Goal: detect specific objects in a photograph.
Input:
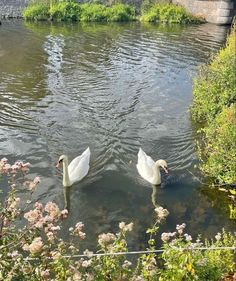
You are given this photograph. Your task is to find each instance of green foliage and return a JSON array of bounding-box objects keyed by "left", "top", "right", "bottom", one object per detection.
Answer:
[
  {"left": 199, "top": 105, "right": 236, "bottom": 184},
  {"left": 191, "top": 28, "right": 236, "bottom": 184},
  {"left": 191, "top": 30, "right": 236, "bottom": 123},
  {"left": 107, "top": 4, "right": 136, "bottom": 22},
  {"left": 23, "top": 0, "right": 136, "bottom": 22},
  {"left": 23, "top": 3, "right": 50, "bottom": 21},
  {"left": 79, "top": 3, "right": 108, "bottom": 22},
  {"left": 159, "top": 230, "right": 236, "bottom": 281},
  {"left": 141, "top": 3, "right": 202, "bottom": 23},
  {"left": 23, "top": 0, "right": 202, "bottom": 23},
  {"left": 50, "top": 1, "right": 80, "bottom": 21}
]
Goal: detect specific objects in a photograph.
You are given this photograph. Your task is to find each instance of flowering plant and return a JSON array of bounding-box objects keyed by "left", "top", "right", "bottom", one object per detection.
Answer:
[{"left": 0, "top": 157, "right": 235, "bottom": 280}]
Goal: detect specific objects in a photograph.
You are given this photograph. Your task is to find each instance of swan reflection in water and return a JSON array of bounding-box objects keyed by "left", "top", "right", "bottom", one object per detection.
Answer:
[{"left": 63, "top": 186, "right": 71, "bottom": 211}]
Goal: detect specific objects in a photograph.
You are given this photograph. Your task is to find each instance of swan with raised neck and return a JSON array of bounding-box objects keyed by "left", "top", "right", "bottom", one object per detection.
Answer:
[{"left": 136, "top": 148, "right": 168, "bottom": 185}]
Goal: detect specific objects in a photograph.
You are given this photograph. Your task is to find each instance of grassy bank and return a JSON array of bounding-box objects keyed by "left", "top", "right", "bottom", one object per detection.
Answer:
[
  {"left": 23, "top": 0, "right": 202, "bottom": 23},
  {"left": 140, "top": 3, "right": 202, "bottom": 23},
  {"left": 23, "top": 0, "right": 136, "bottom": 22},
  {"left": 191, "top": 27, "right": 236, "bottom": 185}
]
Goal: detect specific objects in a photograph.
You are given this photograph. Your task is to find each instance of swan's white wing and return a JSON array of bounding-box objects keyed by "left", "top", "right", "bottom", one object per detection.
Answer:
[
  {"left": 68, "top": 147, "right": 90, "bottom": 184},
  {"left": 136, "top": 148, "right": 155, "bottom": 182}
]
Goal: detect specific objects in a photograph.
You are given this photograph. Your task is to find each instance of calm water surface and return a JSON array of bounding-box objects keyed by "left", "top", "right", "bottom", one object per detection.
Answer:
[{"left": 0, "top": 20, "right": 234, "bottom": 249}]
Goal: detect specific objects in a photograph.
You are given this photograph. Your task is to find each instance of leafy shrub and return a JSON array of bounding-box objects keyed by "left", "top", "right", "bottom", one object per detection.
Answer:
[
  {"left": 159, "top": 228, "right": 235, "bottom": 281},
  {"left": 199, "top": 105, "right": 236, "bottom": 184},
  {"left": 79, "top": 3, "right": 108, "bottom": 22},
  {"left": 50, "top": 1, "right": 80, "bottom": 21},
  {"left": 141, "top": 3, "right": 201, "bottom": 23},
  {"left": 191, "top": 30, "right": 236, "bottom": 123},
  {"left": 23, "top": 1, "right": 135, "bottom": 22},
  {"left": 23, "top": 3, "right": 50, "bottom": 20},
  {"left": 107, "top": 4, "right": 136, "bottom": 22},
  {"left": 191, "top": 28, "right": 236, "bottom": 184}
]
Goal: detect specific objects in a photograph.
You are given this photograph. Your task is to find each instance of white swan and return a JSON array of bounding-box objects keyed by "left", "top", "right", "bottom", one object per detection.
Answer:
[
  {"left": 136, "top": 148, "right": 168, "bottom": 185},
  {"left": 56, "top": 147, "right": 91, "bottom": 187}
]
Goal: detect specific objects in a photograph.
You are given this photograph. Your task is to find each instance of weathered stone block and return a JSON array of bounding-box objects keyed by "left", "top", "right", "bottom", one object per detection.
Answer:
[
  {"left": 217, "top": 8, "right": 231, "bottom": 17},
  {"left": 217, "top": 16, "right": 233, "bottom": 24},
  {"left": 217, "top": 1, "right": 234, "bottom": 9}
]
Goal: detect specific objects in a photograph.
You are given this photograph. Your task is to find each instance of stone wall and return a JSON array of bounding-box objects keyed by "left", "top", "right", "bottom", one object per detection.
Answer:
[
  {"left": 172, "top": 0, "right": 236, "bottom": 25},
  {"left": 0, "top": 0, "right": 28, "bottom": 18}
]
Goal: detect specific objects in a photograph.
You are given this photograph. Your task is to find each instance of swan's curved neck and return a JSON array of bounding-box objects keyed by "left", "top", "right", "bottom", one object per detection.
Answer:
[
  {"left": 62, "top": 157, "right": 71, "bottom": 187},
  {"left": 155, "top": 160, "right": 162, "bottom": 168},
  {"left": 151, "top": 161, "right": 161, "bottom": 185}
]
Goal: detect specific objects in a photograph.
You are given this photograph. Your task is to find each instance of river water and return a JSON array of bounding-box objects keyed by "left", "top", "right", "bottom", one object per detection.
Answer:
[{"left": 0, "top": 20, "right": 234, "bottom": 249}]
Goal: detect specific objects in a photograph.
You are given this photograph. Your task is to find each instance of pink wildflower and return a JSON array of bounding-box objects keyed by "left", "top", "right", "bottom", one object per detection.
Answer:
[
  {"left": 119, "top": 222, "right": 134, "bottom": 232},
  {"left": 154, "top": 206, "right": 169, "bottom": 222},
  {"left": 44, "top": 202, "right": 61, "bottom": 220},
  {"left": 24, "top": 209, "right": 42, "bottom": 225},
  {"left": 61, "top": 209, "right": 68, "bottom": 218},
  {"left": 29, "top": 237, "right": 43, "bottom": 254},
  {"left": 40, "top": 269, "right": 50, "bottom": 279},
  {"left": 98, "top": 233, "right": 116, "bottom": 246}
]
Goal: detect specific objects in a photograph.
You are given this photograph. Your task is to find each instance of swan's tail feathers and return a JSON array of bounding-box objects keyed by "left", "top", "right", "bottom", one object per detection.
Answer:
[
  {"left": 83, "top": 147, "right": 91, "bottom": 157},
  {"left": 138, "top": 147, "right": 147, "bottom": 162}
]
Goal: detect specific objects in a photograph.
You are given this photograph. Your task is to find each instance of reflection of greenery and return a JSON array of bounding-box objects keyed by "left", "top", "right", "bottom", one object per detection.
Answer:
[
  {"left": 191, "top": 26, "right": 236, "bottom": 185},
  {"left": 24, "top": 20, "right": 133, "bottom": 37},
  {"left": 140, "top": 20, "right": 185, "bottom": 33},
  {"left": 200, "top": 185, "right": 233, "bottom": 218}
]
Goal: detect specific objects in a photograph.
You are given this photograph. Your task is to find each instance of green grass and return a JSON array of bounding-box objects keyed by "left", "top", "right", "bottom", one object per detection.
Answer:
[
  {"left": 191, "top": 28, "right": 236, "bottom": 185},
  {"left": 49, "top": 1, "right": 80, "bottom": 21},
  {"left": 23, "top": 1, "right": 136, "bottom": 22},
  {"left": 140, "top": 3, "right": 202, "bottom": 23},
  {"left": 23, "top": 1, "right": 201, "bottom": 23},
  {"left": 23, "top": 3, "right": 50, "bottom": 20}
]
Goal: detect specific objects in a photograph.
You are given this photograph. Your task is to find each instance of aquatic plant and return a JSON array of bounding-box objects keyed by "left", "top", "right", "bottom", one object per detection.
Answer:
[
  {"left": 140, "top": 3, "right": 202, "bottom": 23},
  {"left": 191, "top": 27, "right": 236, "bottom": 185},
  {"left": 0, "top": 158, "right": 235, "bottom": 280}
]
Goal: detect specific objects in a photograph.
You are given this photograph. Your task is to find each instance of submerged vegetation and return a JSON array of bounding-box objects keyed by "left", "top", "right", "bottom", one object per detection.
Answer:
[
  {"left": 191, "top": 26, "right": 236, "bottom": 185},
  {"left": 0, "top": 158, "right": 235, "bottom": 280},
  {"left": 23, "top": 0, "right": 202, "bottom": 23}
]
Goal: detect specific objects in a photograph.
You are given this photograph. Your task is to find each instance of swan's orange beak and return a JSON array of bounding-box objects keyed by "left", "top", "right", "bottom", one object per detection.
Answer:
[{"left": 55, "top": 161, "right": 61, "bottom": 169}]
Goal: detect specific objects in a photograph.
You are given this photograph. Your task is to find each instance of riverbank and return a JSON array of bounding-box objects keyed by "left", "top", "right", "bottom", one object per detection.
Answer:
[
  {"left": 22, "top": 1, "right": 201, "bottom": 23},
  {"left": 0, "top": 0, "right": 235, "bottom": 24},
  {"left": 191, "top": 25, "right": 236, "bottom": 185}
]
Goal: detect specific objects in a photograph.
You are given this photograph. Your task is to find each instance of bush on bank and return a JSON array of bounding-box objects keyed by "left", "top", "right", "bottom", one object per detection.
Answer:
[
  {"left": 23, "top": 0, "right": 136, "bottom": 22},
  {"left": 23, "top": 0, "right": 201, "bottom": 23},
  {"left": 140, "top": 3, "right": 202, "bottom": 23},
  {"left": 0, "top": 158, "right": 235, "bottom": 280},
  {"left": 191, "top": 27, "right": 236, "bottom": 185}
]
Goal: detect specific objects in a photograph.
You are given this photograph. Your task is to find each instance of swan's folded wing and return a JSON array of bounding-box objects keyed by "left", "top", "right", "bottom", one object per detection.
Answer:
[
  {"left": 68, "top": 148, "right": 90, "bottom": 182},
  {"left": 68, "top": 147, "right": 90, "bottom": 174},
  {"left": 69, "top": 148, "right": 91, "bottom": 184},
  {"left": 137, "top": 148, "right": 155, "bottom": 180}
]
